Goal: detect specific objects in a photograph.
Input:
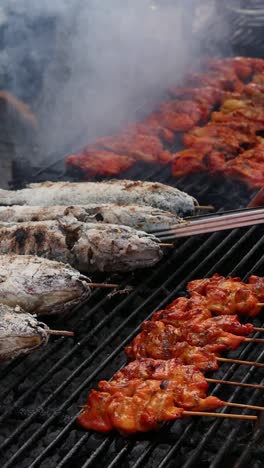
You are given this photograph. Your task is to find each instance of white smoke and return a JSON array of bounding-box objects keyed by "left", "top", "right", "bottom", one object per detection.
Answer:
[{"left": 0, "top": 0, "right": 223, "bottom": 163}]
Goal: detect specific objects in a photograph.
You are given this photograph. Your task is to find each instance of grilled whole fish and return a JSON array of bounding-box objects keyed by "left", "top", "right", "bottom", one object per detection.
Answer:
[
  {"left": 0, "top": 204, "right": 185, "bottom": 232},
  {"left": 0, "top": 180, "right": 198, "bottom": 216},
  {"left": 0, "top": 255, "right": 91, "bottom": 315},
  {"left": 0, "top": 220, "right": 163, "bottom": 272},
  {"left": 0, "top": 304, "right": 49, "bottom": 361}
]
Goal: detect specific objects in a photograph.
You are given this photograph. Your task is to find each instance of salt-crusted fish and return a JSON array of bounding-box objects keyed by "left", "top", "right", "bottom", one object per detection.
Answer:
[
  {"left": 0, "top": 204, "right": 185, "bottom": 232},
  {"left": 0, "top": 180, "right": 198, "bottom": 216},
  {"left": 0, "top": 255, "right": 91, "bottom": 315},
  {"left": 0, "top": 304, "right": 49, "bottom": 361},
  {"left": 0, "top": 220, "right": 163, "bottom": 272}
]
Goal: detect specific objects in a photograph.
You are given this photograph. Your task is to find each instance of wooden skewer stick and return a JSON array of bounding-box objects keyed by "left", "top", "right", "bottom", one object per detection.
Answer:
[
  {"left": 217, "top": 357, "right": 264, "bottom": 368},
  {"left": 257, "top": 303, "right": 264, "bottom": 307},
  {"left": 253, "top": 327, "right": 264, "bottom": 332},
  {"left": 225, "top": 402, "right": 264, "bottom": 411},
  {"left": 244, "top": 337, "right": 264, "bottom": 344},
  {"left": 206, "top": 378, "right": 264, "bottom": 390},
  {"left": 183, "top": 411, "right": 257, "bottom": 421},
  {"left": 88, "top": 282, "right": 119, "bottom": 289},
  {"left": 47, "top": 330, "right": 74, "bottom": 337},
  {"left": 194, "top": 205, "right": 215, "bottom": 211}
]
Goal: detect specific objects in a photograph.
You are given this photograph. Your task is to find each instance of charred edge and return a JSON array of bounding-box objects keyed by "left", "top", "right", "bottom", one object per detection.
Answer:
[
  {"left": 160, "top": 380, "right": 169, "bottom": 390},
  {"left": 124, "top": 181, "right": 161, "bottom": 191},
  {"left": 14, "top": 228, "right": 28, "bottom": 250},
  {"left": 31, "top": 216, "right": 39, "bottom": 221},
  {"left": 33, "top": 231, "right": 45, "bottom": 247},
  {"left": 64, "top": 227, "right": 81, "bottom": 251},
  {"left": 95, "top": 212, "right": 104, "bottom": 222}
]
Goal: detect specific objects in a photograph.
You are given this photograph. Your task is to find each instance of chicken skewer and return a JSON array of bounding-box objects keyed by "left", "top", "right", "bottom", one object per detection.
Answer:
[
  {"left": 0, "top": 220, "right": 163, "bottom": 272},
  {"left": 113, "top": 358, "right": 264, "bottom": 390},
  {"left": 101, "top": 377, "right": 264, "bottom": 413},
  {"left": 152, "top": 298, "right": 255, "bottom": 335},
  {"left": 125, "top": 320, "right": 257, "bottom": 361},
  {"left": 0, "top": 204, "right": 186, "bottom": 233},
  {"left": 77, "top": 274, "right": 264, "bottom": 435},
  {"left": 77, "top": 361, "right": 261, "bottom": 434},
  {"left": 0, "top": 180, "right": 198, "bottom": 217},
  {"left": 152, "top": 295, "right": 263, "bottom": 334},
  {"left": 187, "top": 273, "right": 264, "bottom": 317},
  {"left": 0, "top": 304, "right": 73, "bottom": 361}
]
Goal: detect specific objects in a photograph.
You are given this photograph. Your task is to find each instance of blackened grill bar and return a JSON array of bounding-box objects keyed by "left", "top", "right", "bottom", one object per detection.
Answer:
[
  {"left": 0, "top": 219, "right": 264, "bottom": 467},
  {"left": 0, "top": 153, "right": 263, "bottom": 466}
]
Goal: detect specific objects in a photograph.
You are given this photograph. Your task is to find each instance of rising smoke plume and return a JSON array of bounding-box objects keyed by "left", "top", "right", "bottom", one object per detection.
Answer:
[{"left": 0, "top": 0, "right": 223, "bottom": 164}]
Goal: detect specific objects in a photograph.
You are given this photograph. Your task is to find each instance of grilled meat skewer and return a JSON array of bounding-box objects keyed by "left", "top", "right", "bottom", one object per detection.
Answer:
[
  {"left": 126, "top": 320, "right": 246, "bottom": 359},
  {"left": 0, "top": 255, "right": 91, "bottom": 315},
  {"left": 187, "top": 273, "right": 263, "bottom": 316},
  {"left": 0, "top": 220, "right": 163, "bottom": 272},
  {"left": 153, "top": 309, "right": 254, "bottom": 336},
  {"left": 0, "top": 180, "right": 198, "bottom": 217},
  {"left": 113, "top": 358, "right": 207, "bottom": 384},
  {"left": 0, "top": 304, "right": 49, "bottom": 361},
  {"left": 77, "top": 371, "right": 224, "bottom": 435},
  {"left": 126, "top": 339, "right": 218, "bottom": 372},
  {"left": 78, "top": 271, "right": 264, "bottom": 435},
  {"left": 0, "top": 204, "right": 184, "bottom": 233}
]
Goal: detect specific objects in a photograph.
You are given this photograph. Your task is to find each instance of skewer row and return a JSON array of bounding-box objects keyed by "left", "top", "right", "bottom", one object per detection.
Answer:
[{"left": 77, "top": 274, "right": 264, "bottom": 433}]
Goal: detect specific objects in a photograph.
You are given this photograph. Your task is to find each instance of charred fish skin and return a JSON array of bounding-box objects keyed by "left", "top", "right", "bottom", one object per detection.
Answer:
[
  {"left": 0, "top": 204, "right": 184, "bottom": 232},
  {"left": 0, "top": 255, "right": 91, "bottom": 315},
  {"left": 0, "top": 180, "right": 198, "bottom": 216},
  {"left": 0, "top": 304, "right": 49, "bottom": 361},
  {"left": 0, "top": 220, "right": 163, "bottom": 272},
  {"left": 70, "top": 222, "right": 163, "bottom": 272}
]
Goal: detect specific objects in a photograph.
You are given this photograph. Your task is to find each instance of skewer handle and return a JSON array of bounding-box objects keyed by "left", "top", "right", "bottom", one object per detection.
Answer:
[
  {"left": 194, "top": 205, "right": 215, "bottom": 211},
  {"left": 244, "top": 337, "right": 264, "bottom": 344},
  {"left": 225, "top": 402, "right": 264, "bottom": 411},
  {"left": 183, "top": 411, "right": 257, "bottom": 421},
  {"left": 88, "top": 282, "right": 119, "bottom": 289},
  {"left": 253, "top": 327, "right": 264, "bottom": 332},
  {"left": 257, "top": 303, "right": 264, "bottom": 307},
  {"left": 206, "top": 378, "right": 264, "bottom": 390},
  {"left": 217, "top": 357, "right": 264, "bottom": 368},
  {"left": 47, "top": 330, "right": 74, "bottom": 337}
]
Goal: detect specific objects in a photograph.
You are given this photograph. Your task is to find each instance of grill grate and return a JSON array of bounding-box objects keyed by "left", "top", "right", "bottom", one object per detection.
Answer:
[
  {"left": 0, "top": 167, "right": 263, "bottom": 467},
  {"left": 1, "top": 26, "right": 264, "bottom": 468}
]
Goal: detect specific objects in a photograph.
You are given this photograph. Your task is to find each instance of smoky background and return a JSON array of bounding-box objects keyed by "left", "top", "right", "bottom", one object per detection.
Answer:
[{"left": 0, "top": 0, "right": 229, "bottom": 166}]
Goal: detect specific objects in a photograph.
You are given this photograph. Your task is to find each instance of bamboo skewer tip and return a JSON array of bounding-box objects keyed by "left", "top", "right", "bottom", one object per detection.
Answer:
[
  {"left": 225, "top": 402, "right": 264, "bottom": 412},
  {"left": 253, "top": 327, "right": 264, "bottom": 332},
  {"left": 206, "top": 378, "right": 264, "bottom": 390},
  {"left": 47, "top": 329, "right": 74, "bottom": 337},
  {"left": 244, "top": 337, "right": 264, "bottom": 344},
  {"left": 88, "top": 282, "right": 119, "bottom": 289},
  {"left": 159, "top": 243, "right": 175, "bottom": 248},
  {"left": 183, "top": 411, "right": 257, "bottom": 421},
  {"left": 216, "top": 357, "right": 264, "bottom": 368},
  {"left": 195, "top": 205, "right": 215, "bottom": 211}
]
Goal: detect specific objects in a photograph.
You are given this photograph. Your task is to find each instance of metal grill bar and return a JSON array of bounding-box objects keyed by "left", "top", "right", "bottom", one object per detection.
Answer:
[
  {"left": 66, "top": 233, "right": 264, "bottom": 468},
  {"left": 1, "top": 122, "right": 263, "bottom": 467},
  {"left": 1, "top": 226, "right": 261, "bottom": 468}
]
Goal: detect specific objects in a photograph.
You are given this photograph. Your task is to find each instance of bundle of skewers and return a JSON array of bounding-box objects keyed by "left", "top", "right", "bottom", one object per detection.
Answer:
[
  {"left": 0, "top": 179, "right": 263, "bottom": 362},
  {"left": 65, "top": 56, "right": 264, "bottom": 189},
  {"left": 77, "top": 273, "right": 264, "bottom": 435}
]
